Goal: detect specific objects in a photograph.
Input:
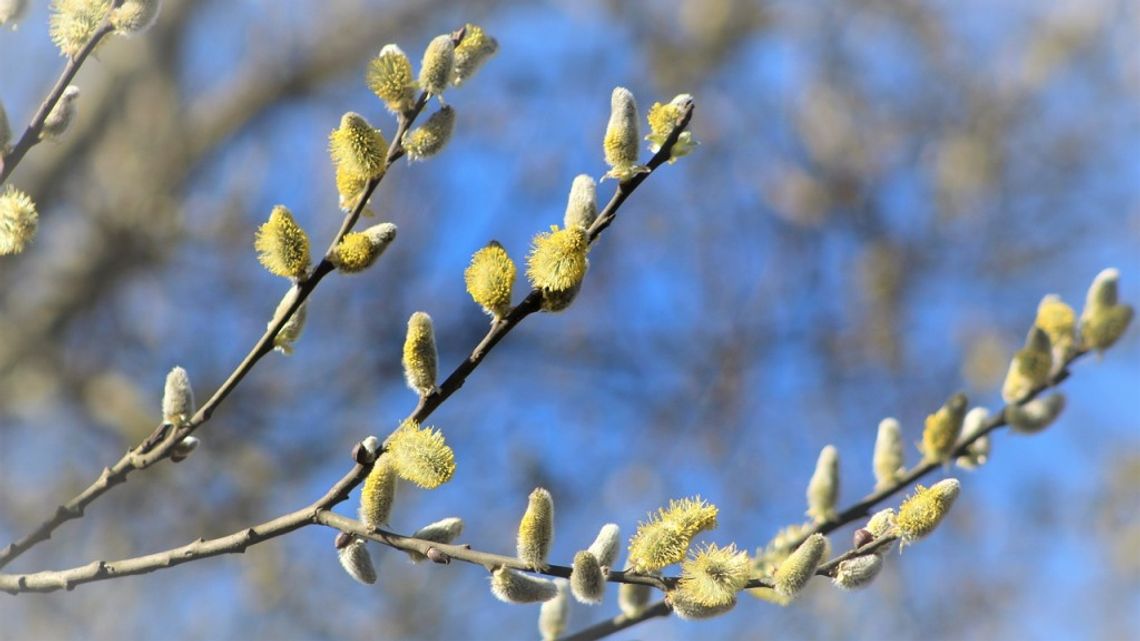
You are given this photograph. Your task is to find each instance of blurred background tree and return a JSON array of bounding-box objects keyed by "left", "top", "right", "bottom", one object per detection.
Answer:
[{"left": 0, "top": 0, "right": 1137, "bottom": 639}]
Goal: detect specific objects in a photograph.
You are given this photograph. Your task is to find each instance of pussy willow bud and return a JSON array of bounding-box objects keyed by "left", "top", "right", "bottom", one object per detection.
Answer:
[
  {"left": 271, "top": 298, "right": 306, "bottom": 355},
  {"left": 169, "top": 436, "right": 199, "bottom": 463},
  {"left": 0, "top": 0, "right": 29, "bottom": 27},
  {"left": 538, "top": 579, "right": 570, "bottom": 641},
  {"left": 833, "top": 553, "right": 884, "bottom": 590},
  {"left": 618, "top": 563, "right": 652, "bottom": 616},
  {"left": 331, "top": 223, "right": 397, "bottom": 274},
  {"left": 1007, "top": 393, "right": 1065, "bottom": 434},
  {"left": 527, "top": 225, "right": 589, "bottom": 307},
  {"left": 161, "top": 366, "right": 194, "bottom": 426},
  {"left": 367, "top": 44, "right": 417, "bottom": 114},
  {"left": 490, "top": 566, "right": 559, "bottom": 604},
  {"left": 920, "top": 392, "right": 967, "bottom": 464},
  {"left": 627, "top": 496, "right": 718, "bottom": 573},
  {"left": 517, "top": 487, "right": 554, "bottom": 569},
  {"left": 402, "top": 312, "right": 438, "bottom": 396},
  {"left": 336, "top": 535, "right": 377, "bottom": 585},
  {"left": 329, "top": 112, "right": 388, "bottom": 179},
  {"left": 873, "top": 418, "right": 905, "bottom": 490},
  {"left": 1080, "top": 268, "right": 1133, "bottom": 352},
  {"left": 540, "top": 278, "right": 585, "bottom": 312},
  {"left": 570, "top": 550, "right": 605, "bottom": 604},
  {"left": 603, "top": 87, "right": 649, "bottom": 181},
  {"left": 385, "top": 421, "right": 455, "bottom": 489},
  {"left": 111, "top": 0, "right": 160, "bottom": 34},
  {"left": 806, "top": 445, "right": 839, "bottom": 523},
  {"left": 1036, "top": 294, "right": 1076, "bottom": 364},
  {"left": 669, "top": 587, "right": 737, "bottom": 621},
  {"left": 405, "top": 517, "right": 464, "bottom": 562},
  {"left": 646, "top": 93, "right": 697, "bottom": 162},
  {"left": 0, "top": 186, "right": 38, "bottom": 255},
  {"left": 676, "top": 543, "right": 750, "bottom": 609},
  {"left": 255, "top": 205, "right": 310, "bottom": 279},
  {"left": 419, "top": 34, "right": 455, "bottom": 98},
  {"left": 563, "top": 174, "right": 598, "bottom": 231},
  {"left": 465, "top": 241, "right": 516, "bottom": 320},
  {"left": 360, "top": 435, "right": 381, "bottom": 457},
  {"left": 451, "top": 24, "right": 498, "bottom": 86},
  {"left": 853, "top": 528, "right": 874, "bottom": 549},
  {"left": 1085, "top": 268, "right": 1120, "bottom": 310},
  {"left": 359, "top": 454, "right": 397, "bottom": 528},
  {"left": 41, "top": 86, "right": 80, "bottom": 139},
  {"left": 896, "top": 479, "right": 960, "bottom": 543},
  {"left": 1002, "top": 327, "right": 1053, "bottom": 403},
  {"left": 955, "top": 407, "right": 992, "bottom": 470},
  {"left": 50, "top": 0, "right": 107, "bottom": 57},
  {"left": 402, "top": 106, "right": 455, "bottom": 161},
  {"left": 335, "top": 165, "right": 369, "bottom": 212},
  {"left": 866, "top": 508, "right": 897, "bottom": 538},
  {"left": 587, "top": 523, "right": 621, "bottom": 570},
  {"left": 773, "top": 533, "right": 826, "bottom": 599}
]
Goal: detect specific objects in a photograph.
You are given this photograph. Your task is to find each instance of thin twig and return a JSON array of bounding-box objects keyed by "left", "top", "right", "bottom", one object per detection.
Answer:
[{"left": 557, "top": 602, "right": 673, "bottom": 641}]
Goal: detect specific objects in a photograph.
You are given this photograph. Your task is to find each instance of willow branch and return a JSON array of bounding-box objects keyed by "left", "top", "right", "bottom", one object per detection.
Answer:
[
  {"left": 0, "top": 90, "right": 437, "bottom": 572},
  {"left": 557, "top": 602, "right": 673, "bottom": 641},
  {"left": 0, "top": 18, "right": 117, "bottom": 186}
]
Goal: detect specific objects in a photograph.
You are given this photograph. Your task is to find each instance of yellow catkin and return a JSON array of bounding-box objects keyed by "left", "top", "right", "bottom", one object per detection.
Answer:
[
  {"left": 465, "top": 241, "right": 516, "bottom": 320},
  {"left": 366, "top": 44, "right": 417, "bottom": 114},
  {"left": 402, "top": 312, "right": 438, "bottom": 395},
  {"left": 254, "top": 205, "right": 310, "bottom": 279},
  {"left": 331, "top": 223, "right": 397, "bottom": 274},
  {"left": 772, "top": 533, "right": 826, "bottom": 599},
  {"left": 50, "top": 0, "right": 111, "bottom": 57},
  {"left": 0, "top": 186, "right": 38, "bottom": 255},
  {"left": 402, "top": 106, "right": 455, "bottom": 161},
  {"left": 1001, "top": 327, "right": 1053, "bottom": 403},
  {"left": 418, "top": 34, "right": 455, "bottom": 97},
  {"left": 385, "top": 421, "right": 455, "bottom": 489},
  {"left": 451, "top": 24, "right": 498, "bottom": 86},
  {"left": 669, "top": 587, "right": 737, "bottom": 620},
  {"left": 110, "top": 0, "right": 159, "bottom": 33},
  {"left": 920, "top": 393, "right": 967, "bottom": 464},
  {"left": 329, "top": 112, "right": 388, "bottom": 179},
  {"left": 335, "top": 165, "right": 369, "bottom": 211},
  {"left": 806, "top": 445, "right": 839, "bottom": 523},
  {"left": 1035, "top": 294, "right": 1076, "bottom": 362},
  {"left": 627, "top": 497, "right": 718, "bottom": 573},
  {"left": 358, "top": 454, "right": 398, "bottom": 528},
  {"left": 896, "top": 479, "right": 960, "bottom": 543},
  {"left": 526, "top": 225, "right": 589, "bottom": 295},
  {"left": 676, "top": 543, "right": 750, "bottom": 608},
  {"left": 1079, "top": 268, "right": 1133, "bottom": 352},
  {"left": 645, "top": 93, "right": 697, "bottom": 162},
  {"left": 517, "top": 488, "right": 554, "bottom": 569},
  {"left": 271, "top": 299, "right": 306, "bottom": 355},
  {"left": 603, "top": 87, "right": 648, "bottom": 181}
]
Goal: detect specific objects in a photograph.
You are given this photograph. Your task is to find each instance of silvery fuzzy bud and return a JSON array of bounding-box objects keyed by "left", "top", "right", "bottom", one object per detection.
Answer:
[
  {"left": 418, "top": 35, "right": 455, "bottom": 97},
  {"left": 562, "top": 174, "right": 598, "bottom": 231},
  {"left": 335, "top": 535, "right": 377, "bottom": 585},
  {"left": 41, "top": 86, "right": 80, "bottom": 139},
  {"left": 586, "top": 523, "right": 620, "bottom": 571},
  {"left": 161, "top": 366, "right": 194, "bottom": 426},
  {"left": 806, "top": 445, "right": 839, "bottom": 523},
  {"left": 538, "top": 579, "right": 570, "bottom": 640},
  {"left": 490, "top": 566, "right": 559, "bottom": 604}
]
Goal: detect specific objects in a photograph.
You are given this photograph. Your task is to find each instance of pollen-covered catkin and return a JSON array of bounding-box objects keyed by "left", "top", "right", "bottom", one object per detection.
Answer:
[
  {"left": 1002, "top": 327, "right": 1053, "bottom": 403},
  {"left": 570, "top": 550, "right": 605, "bottom": 604},
  {"left": 806, "top": 445, "right": 839, "bottom": 523},
  {"left": 1036, "top": 294, "right": 1076, "bottom": 363},
  {"left": 1079, "top": 268, "right": 1133, "bottom": 352},
  {"left": 676, "top": 543, "right": 750, "bottom": 608},
  {"left": 451, "top": 24, "right": 498, "bottom": 86},
  {"left": 669, "top": 587, "right": 737, "bottom": 620},
  {"left": 527, "top": 226, "right": 589, "bottom": 312},
  {"left": 896, "top": 479, "right": 960, "bottom": 543},
  {"left": 921, "top": 392, "right": 968, "bottom": 464},
  {"left": 627, "top": 497, "right": 718, "bottom": 573},
  {"left": 367, "top": 44, "right": 417, "bottom": 114},
  {"left": 402, "top": 106, "right": 455, "bottom": 160},
  {"left": 161, "top": 366, "right": 194, "bottom": 425},
  {"left": 517, "top": 488, "right": 554, "bottom": 569},
  {"left": 646, "top": 93, "right": 697, "bottom": 162},
  {"left": 402, "top": 312, "right": 438, "bottom": 396},
  {"left": 385, "top": 421, "right": 455, "bottom": 489},
  {"left": 359, "top": 454, "right": 398, "bottom": 528},
  {"left": 329, "top": 112, "right": 388, "bottom": 179},
  {"left": 490, "top": 567, "right": 559, "bottom": 604},
  {"left": 50, "top": 0, "right": 110, "bottom": 57},
  {"left": 418, "top": 34, "right": 455, "bottom": 97},
  {"left": 603, "top": 87, "right": 648, "bottom": 181},
  {"left": 772, "top": 534, "right": 827, "bottom": 599},
  {"left": 0, "top": 186, "right": 38, "bottom": 255},
  {"left": 873, "top": 418, "right": 905, "bottom": 490},
  {"left": 465, "top": 241, "right": 516, "bottom": 320},
  {"left": 331, "top": 223, "right": 397, "bottom": 274},
  {"left": 254, "top": 205, "right": 310, "bottom": 279},
  {"left": 271, "top": 298, "right": 306, "bottom": 355}
]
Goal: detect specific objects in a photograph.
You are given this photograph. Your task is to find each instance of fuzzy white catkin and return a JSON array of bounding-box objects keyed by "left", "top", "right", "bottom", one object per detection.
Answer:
[
  {"left": 162, "top": 366, "right": 194, "bottom": 425},
  {"left": 537, "top": 579, "right": 569, "bottom": 641},
  {"left": 587, "top": 523, "right": 620, "bottom": 570},
  {"left": 563, "top": 174, "right": 598, "bottom": 230}
]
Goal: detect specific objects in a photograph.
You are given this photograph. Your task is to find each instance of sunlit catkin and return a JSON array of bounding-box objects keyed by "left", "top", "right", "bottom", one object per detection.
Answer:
[
  {"left": 359, "top": 454, "right": 398, "bottom": 528},
  {"left": 418, "top": 34, "right": 455, "bottom": 98},
  {"left": 465, "top": 241, "right": 516, "bottom": 320},
  {"left": 669, "top": 587, "right": 737, "bottom": 620},
  {"left": 538, "top": 579, "right": 570, "bottom": 640},
  {"left": 169, "top": 436, "right": 199, "bottom": 463},
  {"left": 896, "top": 479, "right": 960, "bottom": 543},
  {"left": 271, "top": 298, "right": 306, "bottom": 355},
  {"left": 1007, "top": 393, "right": 1065, "bottom": 434},
  {"left": 562, "top": 174, "right": 598, "bottom": 231},
  {"left": 627, "top": 497, "right": 718, "bottom": 573},
  {"left": 335, "top": 165, "right": 368, "bottom": 211},
  {"left": 527, "top": 226, "right": 589, "bottom": 311},
  {"left": 110, "top": 0, "right": 160, "bottom": 33},
  {"left": 402, "top": 312, "right": 438, "bottom": 396},
  {"left": 161, "top": 366, "right": 194, "bottom": 426},
  {"left": 866, "top": 508, "right": 897, "bottom": 537},
  {"left": 405, "top": 517, "right": 464, "bottom": 562},
  {"left": 367, "top": 44, "right": 417, "bottom": 114},
  {"left": 833, "top": 553, "right": 884, "bottom": 590},
  {"left": 1002, "top": 327, "right": 1053, "bottom": 404},
  {"left": 41, "top": 85, "right": 80, "bottom": 139},
  {"left": 329, "top": 112, "right": 388, "bottom": 180},
  {"left": 331, "top": 223, "right": 397, "bottom": 274},
  {"left": 386, "top": 421, "right": 455, "bottom": 489},
  {"left": 451, "top": 24, "right": 497, "bottom": 86},
  {"left": 773, "top": 533, "right": 826, "bottom": 599},
  {"left": 336, "top": 535, "right": 377, "bottom": 585},
  {"left": 806, "top": 445, "right": 839, "bottom": 523},
  {"left": 0, "top": 186, "right": 38, "bottom": 255},
  {"left": 402, "top": 106, "right": 455, "bottom": 161},
  {"left": 873, "top": 418, "right": 905, "bottom": 490},
  {"left": 646, "top": 93, "right": 697, "bottom": 162},
  {"left": 490, "top": 566, "right": 558, "bottom": 604},
  {"left": 1079, "top": 269, "right": 1133, "bottom": 352},
  {"left": 676, "top": 543, "right": 750, "bottom": 608},
  {"left": 50, "top": 0, "right": 110, "bottom": 57},
  {"left": 570, "top": 550, "right": 605, "bottom": 604},
  {"left": 255, "top": 205, "right": 310, "bottom": 279},
  {"left": 587, "top": 523, "right": 621, "bottom": 570},
  {"left": 517, "top": 488, "right": 554, "bottom": 569},
  {"left": 955, "top": 407, "right": 991, "bottom": 470},
  {"left": 603, "top": 87, "right": 648, "bottom": 181},
  {"left": 1036, "top": 294, "right": 1076, "bottom": 364},
  {"left": 920, "top": 392, "right": 967, "bottom": 464},
  {"left": 618, "top": 564, "right": 652, "bottom": 616}
]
